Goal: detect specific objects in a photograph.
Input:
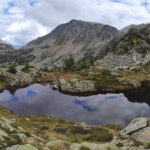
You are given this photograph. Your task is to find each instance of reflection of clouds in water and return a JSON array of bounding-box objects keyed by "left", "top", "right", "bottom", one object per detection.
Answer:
[
  {"left": 27, "top": 90, "right": 37, "bottom": 97},
  {"left": 0, "top": 84, "right": 149, "bottom": 126},
  {"left": 75, "top": 95, "right": 150, "bottom": 125},
  {"left": 13, "top": 84, "right": 43, "bottom": 101},
  {"left": 0, "top": 90, "right": 13, "bottom": 102},
  {"left": 11, "top": 95, "right": 18, "bottom": 101},
  {"left": 74, "top": 99, "right": 96, "bottom": 112}
]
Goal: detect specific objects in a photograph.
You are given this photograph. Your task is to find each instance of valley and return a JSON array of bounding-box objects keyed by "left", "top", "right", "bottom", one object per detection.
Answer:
[{"left": 0, "top": 19, "right": 149, "bottom": 150}]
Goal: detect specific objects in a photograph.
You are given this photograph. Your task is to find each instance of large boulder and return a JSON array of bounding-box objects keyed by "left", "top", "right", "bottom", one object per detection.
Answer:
[
  {"left": 120, "top": 118, "right": 148, "bottom": 137},
  {"left": 56, "top": 78, "right": 96, "bottom": 93},
  {"left": 114, "top": 117, "right": 150, "bottom": 147}
]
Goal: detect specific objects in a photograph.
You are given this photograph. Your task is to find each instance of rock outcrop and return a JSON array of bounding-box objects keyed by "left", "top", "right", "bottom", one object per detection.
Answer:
[
  {"left": 113, "top": 118, "right": 150, "bottom": 150},
  {"left": 95, "top": 24, "right": 150, "bottom": 70},
  {"left": 52, "top": 78, "right": 96, "bottom": 94},
  {"left": 119, "top": 118, "right": 148, "bottom": 137},
  {"left": 0, "top": 67, "right": 46, "bottom": 92}
]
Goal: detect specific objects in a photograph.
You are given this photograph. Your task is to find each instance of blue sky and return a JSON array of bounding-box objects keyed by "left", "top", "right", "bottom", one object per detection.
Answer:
[{"left": 0, "top": 0, "right": 150, "bottom": 45}]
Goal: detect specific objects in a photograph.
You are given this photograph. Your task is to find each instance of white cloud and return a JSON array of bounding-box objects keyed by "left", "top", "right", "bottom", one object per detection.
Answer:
[
  {"left": 0, "top": 0, "right": 150, "bottom": 45},
  {"left": 3, "top": 20, "right": 48, "bottom": 44}
]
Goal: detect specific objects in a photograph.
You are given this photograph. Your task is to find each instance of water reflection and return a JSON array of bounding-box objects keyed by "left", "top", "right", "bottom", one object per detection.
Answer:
[{"left": 0, "top": 84, "right": 149, "bottom": 126}]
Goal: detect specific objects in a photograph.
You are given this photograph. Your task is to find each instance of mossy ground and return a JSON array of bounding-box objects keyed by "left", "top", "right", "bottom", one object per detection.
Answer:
[
  {"left": 0, "top": 105, "right": 121, "bottom": 144},
  {"left": 39, "top": 64, "right": 150, "bottom": 92},
  {"left": 0, "top": 63, "right": 149, "bottom": 93}
]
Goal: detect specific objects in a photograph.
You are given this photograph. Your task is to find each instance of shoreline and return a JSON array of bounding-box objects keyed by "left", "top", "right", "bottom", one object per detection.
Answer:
[{"left": 0, "top": 79, "right": 149, "bottom": 104}]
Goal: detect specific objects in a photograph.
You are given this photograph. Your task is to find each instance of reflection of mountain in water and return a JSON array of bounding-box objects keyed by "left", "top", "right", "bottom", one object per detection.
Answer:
[
  {"left": 124, "top": 81, "right": 150, "bottom": 104},
  {"left": 0, "top": 84, "right": 149, "bottom": 126}
]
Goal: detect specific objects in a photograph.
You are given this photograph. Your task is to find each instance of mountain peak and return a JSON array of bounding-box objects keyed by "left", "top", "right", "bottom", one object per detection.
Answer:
[
  {"left": 69, "top": 19, "right": 82, "bottom": 23},
  {"left": 68, "top": 19, "right": 104, "bottom": 26},
  {"left": 24, "top": 19, "right": 119, "bottom": 68}
]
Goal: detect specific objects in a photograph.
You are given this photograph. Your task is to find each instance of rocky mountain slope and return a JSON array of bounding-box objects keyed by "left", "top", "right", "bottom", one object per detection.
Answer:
[
  {"left": 95, "top": 24, "right": 150, "bottom": 70},
  {"left": 0, "top": 40, "right": 14, "bottom": 51},
  {"left": 0, "top": 39, "right": 35, "bottom": 65},
  {"left": 21, "top": 20, "right": 150, "bottom": 70},
  {"left": 23, "top": 19, "right": 119, "bottom": 68},
  {"left": 0, "top": 49, "right": 35, "bottom": 66},
  {"left": 0, "top": 20, "right": 149, "bottom": 71}
]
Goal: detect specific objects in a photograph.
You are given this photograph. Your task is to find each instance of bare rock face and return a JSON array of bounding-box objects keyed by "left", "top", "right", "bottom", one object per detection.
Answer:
[
  {"left": 1, "top": 20, "right": 149, "bottom": 70},
  {"left": 21, "top": 20, "right": 150, "bottom": 70},
  {"left": 23, "top": 19, "right": 119, "bottom": 68}
]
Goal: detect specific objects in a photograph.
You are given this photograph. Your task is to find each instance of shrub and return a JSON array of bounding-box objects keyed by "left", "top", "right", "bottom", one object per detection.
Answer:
[
  {"left": 43, "top": 67, "right": 49, "bottom": 72},
  {"left": 40, "top": 67, "right": 49, "bottom": 72},
  {"left": 144, "top": 142, "right": 150, "bottom": 149},
  {"left": 40, "top": 126, "right": 49, "bottom": 130},
  {"left": 101, "top": 69, "right": 111, "bottom": 76},
  {"left": 22, "top": 64, "right": 30, "bottom": 72},
  {"left": 75, "top": 58, "right": 93, "bottom": 71},
  {"left": 54, "top": 127, "right": 67, "bottom": 134},
  {"left": 85, "top": 130, "right": 113, "bottom": 142},
  {"left": 8, "top": 65, "right": 17, "bottom": 74},
  {"left": 0, "top": 75, "right": 6, "bottom": 82},
  {"left": 24, "top": 132, "right": 31, "bottom": 137},
  {"left": 63, "top": 56, "right": 75, "bottom": 71},
  {"left": 80, "top": 146, "right": 91, "bottom": 150},
  {"left": 116, "top": 143, "right": 124, "bottom": 147},
  {"left": 40, "top": 44, "right": 50, "bottom": 49},
  {"left": 51, "top": 67, "right": 62, "bottom": 72},
  {"left": 70, "top": 127, "right": 92, "bottom": 135},
  {"left": 132, "top": 140, "right": 143, "bottom": 147}
]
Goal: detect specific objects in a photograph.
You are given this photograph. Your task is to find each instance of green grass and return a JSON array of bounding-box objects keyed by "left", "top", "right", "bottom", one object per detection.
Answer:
[
  {"left": 144, "top": 142, "right": 150, "bottom": 149},
  {"left": 80, "top": 146, "right": 91, "bottom": 150}
]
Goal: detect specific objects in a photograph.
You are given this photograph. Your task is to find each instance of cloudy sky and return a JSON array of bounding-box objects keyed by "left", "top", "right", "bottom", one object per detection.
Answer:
[{"left": 0, "top": 0, "right": 150, "bottom": 45}]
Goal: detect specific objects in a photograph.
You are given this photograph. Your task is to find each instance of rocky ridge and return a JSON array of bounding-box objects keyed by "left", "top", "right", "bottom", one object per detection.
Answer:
[{"left": 95, "top": 24, "right": 150, "bottom": 70}]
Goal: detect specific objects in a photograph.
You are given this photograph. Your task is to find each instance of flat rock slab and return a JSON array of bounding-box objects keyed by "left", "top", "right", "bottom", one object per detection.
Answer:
[
  {"left": 6, "top": 144, "right": 38, "bottom": 150},
  {"left": 70, "top": 142, "right": 119, "bottom": 150}
]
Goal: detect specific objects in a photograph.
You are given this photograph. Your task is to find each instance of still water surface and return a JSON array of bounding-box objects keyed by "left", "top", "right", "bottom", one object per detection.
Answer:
[{"left": 0, "top": 84, "right": 149, "bottom": 125}]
